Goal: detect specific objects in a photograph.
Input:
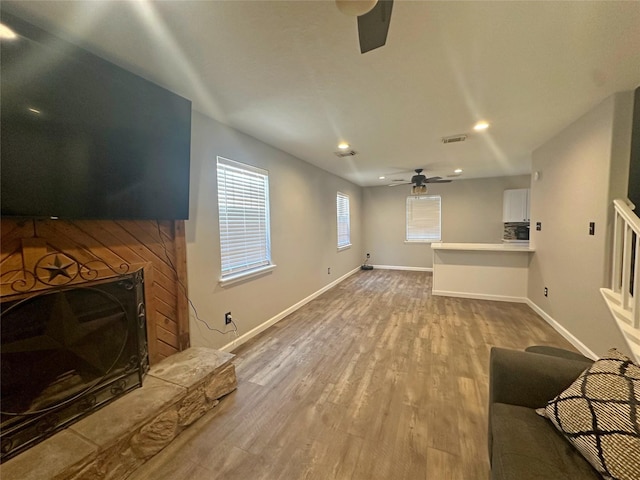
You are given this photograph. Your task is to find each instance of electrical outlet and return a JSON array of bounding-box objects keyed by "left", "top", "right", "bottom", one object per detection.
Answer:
[
  {"left": 536, "top": 222, "right": 542, "bottom": 231},
  {"left": 327, "top": 267, "right": 331, "bottom": 275},
  {"left": 224, "top": 312, "right": 232, "bottom": 325},
  {"left": 589, "top": 222, "right": 595, "bottom": 235},
  {"left": 366, "top": 253, "right": 370, "bottom": 258},
  {"left": 544, "top": 287, "right": 548, "bottom": 297}
]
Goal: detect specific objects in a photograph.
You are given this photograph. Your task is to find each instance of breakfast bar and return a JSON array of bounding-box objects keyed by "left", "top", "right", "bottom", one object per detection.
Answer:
[{"left": 431, "top": 243, "right": 535, "bottom": 302}]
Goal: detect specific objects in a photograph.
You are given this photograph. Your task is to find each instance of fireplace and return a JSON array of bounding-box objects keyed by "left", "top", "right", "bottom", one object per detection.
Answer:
[{"left": 0, "top": 270, "right": 149, "bottom": 462}]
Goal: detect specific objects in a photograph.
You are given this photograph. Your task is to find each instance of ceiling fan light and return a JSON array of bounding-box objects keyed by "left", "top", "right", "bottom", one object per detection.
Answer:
[
  {"left": 336, "top": 0, "right": 378, "bottom": 17},
  {"left": 411, "top": 185, "right": 427, "bottom": 195}
]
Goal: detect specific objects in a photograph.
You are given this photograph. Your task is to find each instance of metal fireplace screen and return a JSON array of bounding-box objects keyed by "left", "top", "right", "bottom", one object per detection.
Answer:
[{"left": 0, "top": 270, "right": 149, "bottom": 462}]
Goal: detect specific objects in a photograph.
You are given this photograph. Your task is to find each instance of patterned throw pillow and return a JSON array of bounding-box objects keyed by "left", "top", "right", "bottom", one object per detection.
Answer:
[{"left": 538, "top": 349, "right": 640, "bottom": 480}]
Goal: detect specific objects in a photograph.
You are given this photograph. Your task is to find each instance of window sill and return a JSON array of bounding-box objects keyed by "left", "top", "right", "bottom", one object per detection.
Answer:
[
  {"left": 337, "top": 244, "right": 352, "bottom": 252},
  {"left": 219, "top": 264, "right": 277, "bottom": 287},
  {"left": 404, "top": 240, "right": 440, "bottom": 244}
]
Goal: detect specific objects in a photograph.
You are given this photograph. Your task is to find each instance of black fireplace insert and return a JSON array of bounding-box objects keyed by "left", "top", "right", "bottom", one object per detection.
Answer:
[{"left": 0, "top": 270, "right": 149, "bottom": 462}]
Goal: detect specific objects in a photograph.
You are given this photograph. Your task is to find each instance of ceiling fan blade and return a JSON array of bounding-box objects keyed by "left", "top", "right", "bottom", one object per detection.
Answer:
[
  {"left": 357, "top": 0, "right": 393, "bottom": 54},
  {"left": 426, "top": 179, "right": 453, "bottom": 183}
]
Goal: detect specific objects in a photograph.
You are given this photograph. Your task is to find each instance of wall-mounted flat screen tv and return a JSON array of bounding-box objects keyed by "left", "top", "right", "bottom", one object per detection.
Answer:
[{"left": 1, "top": 13, "right": 192, "bottom": 220}]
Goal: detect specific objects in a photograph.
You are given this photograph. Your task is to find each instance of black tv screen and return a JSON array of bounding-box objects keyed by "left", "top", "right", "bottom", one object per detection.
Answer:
[{"left": 1, "top": 13, "right": 191, "bottom": 220}]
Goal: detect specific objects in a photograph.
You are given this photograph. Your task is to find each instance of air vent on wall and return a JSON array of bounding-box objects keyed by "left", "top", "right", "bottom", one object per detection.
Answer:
[
  {"left": 441, "top": 134, "right": 467, "bottom": 144},
  {"left": 334, "top": 150, "right": 358, "bottom": 157}
]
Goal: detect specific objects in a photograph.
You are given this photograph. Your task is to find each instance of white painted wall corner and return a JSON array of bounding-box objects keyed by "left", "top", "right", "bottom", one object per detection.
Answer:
[{"left": 525, "top": 299, "right": 599, "bottom": 360}]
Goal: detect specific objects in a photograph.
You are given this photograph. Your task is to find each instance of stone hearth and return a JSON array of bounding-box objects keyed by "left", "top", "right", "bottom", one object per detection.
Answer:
[{"left": 0, "top": 347, "right": 237, "bottom": 480}]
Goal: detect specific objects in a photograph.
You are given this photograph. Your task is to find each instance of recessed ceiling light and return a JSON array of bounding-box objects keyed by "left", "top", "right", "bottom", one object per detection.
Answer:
[
  {"left": 28, "top": 107, "right": 41, "bottom": 114},
  {"left": 337, "top": 142, "right": 350, "bottom": 150},
  {"left": 379, "top": 176, "right": 385, "bottom": 180},
  {"left": 473, "top": 121, "right": 490, "bottom": 131},
  {"left": 454, "top": 168, "right": 462, "bottom": 174},
  {"left": 0, "top": 23, "right": 17, "bottom": 40}
]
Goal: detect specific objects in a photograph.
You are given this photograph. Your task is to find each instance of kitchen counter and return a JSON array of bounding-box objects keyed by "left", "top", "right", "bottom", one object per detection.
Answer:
[
  {"left": 431, "top": 243, "right": 534, "bottom": 302},
  {"left": 431, "top": 242, "right": 534, "bottom": 252}
]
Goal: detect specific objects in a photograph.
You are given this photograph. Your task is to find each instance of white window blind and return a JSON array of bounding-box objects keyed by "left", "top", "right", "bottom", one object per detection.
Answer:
[
  {"left": 406, "top": 195, "right": 441, "bottom": 242},
  {"left": 337, "top": 192, "right": 351, "bottom": 249},
  {"left": 217, "top": 157, "right": 271, "bottom": 279}
]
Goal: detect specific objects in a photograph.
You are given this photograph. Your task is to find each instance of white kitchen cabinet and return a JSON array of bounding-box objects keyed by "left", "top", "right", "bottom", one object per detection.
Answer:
[{"left": 503, "top": 188, "right": 530, "bottom": 222}]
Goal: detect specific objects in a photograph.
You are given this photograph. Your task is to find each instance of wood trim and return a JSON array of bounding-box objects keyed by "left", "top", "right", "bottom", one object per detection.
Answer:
[{"left": 173, "top": 220, "right": 190, "bottom": 351}]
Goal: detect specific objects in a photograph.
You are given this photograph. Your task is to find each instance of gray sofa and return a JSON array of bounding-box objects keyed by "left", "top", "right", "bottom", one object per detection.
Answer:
[{"left": 488, "top": 346, "right": 600, "bottom": 480}]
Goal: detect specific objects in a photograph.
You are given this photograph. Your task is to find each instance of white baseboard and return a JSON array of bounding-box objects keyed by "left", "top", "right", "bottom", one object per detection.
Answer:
[
  {"left": 431, "top": 289, "right": 527, "bottom": 303},
  {"left": 220, "top": 266, "right": 361, "bottom": 352},
  {"left": 525, "top": 299, "right": 598, "bottom": 360},
  {"left": 372, "top": 265, "right": 433, "bottom": 272}
]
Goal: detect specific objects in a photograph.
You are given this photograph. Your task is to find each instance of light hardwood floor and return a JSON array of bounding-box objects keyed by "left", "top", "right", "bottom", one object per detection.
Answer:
[{"left": 129, "top": 270, "right": 576, "bottom": 480}]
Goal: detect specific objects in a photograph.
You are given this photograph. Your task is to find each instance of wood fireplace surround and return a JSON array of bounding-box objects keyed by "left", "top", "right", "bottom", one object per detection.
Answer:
[
  {"left": 0, "top": 218, "right": 191, "bottom": 461},
  {"left": 0, "top": 218, "right": 190, "bottom": 365},
  {"left": 0, "top": 219, "right": 241, "bottom": 479}
]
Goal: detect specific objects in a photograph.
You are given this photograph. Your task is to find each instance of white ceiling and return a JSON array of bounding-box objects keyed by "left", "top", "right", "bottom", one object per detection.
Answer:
[{"left": 4, "top": 1, "right": 640, "bottom": 186}]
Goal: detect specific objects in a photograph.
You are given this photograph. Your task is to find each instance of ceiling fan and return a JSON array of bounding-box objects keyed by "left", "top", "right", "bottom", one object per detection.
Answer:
[
  {"left": 336, "top": 0, "right": 394, "bottom": 54},
  {"left": 389, "top": 169, "right": 452, "bottom": 194}
]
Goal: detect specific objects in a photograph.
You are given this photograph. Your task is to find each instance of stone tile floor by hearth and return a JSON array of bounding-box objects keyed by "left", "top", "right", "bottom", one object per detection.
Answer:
[{"left": 0, "top": 347, "right": 236, "bottom": 480}]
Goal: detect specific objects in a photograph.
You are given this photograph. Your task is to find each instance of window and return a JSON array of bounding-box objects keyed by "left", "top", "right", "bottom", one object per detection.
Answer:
[
  {"left": 406, "top": 195, "right": 441, "bottom": 242},
  {"left": 217, "top": 157, "right": 272, "bottom": 284},
  {"left": 337, "top": 192, "right": 351, "bottom": 249}
]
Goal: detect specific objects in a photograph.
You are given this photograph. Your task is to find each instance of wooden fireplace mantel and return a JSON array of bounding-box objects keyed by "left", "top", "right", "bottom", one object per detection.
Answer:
[{"left": 0, "top": 218, "right": 190, "bottom": 364}]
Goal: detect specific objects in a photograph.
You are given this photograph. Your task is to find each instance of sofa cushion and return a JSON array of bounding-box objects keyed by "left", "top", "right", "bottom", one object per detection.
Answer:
[
  {"left": 491, "top": 402, "right": 601, "bottom": 480},
  {"left": 539, "top": 349, "right": 640, "bottom": 480}
]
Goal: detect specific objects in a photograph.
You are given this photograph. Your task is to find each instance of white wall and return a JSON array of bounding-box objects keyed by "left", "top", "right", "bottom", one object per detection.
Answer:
[
  {"left": 186, "top": 111, "right": 363, "bottom": 350},
  {"left": 362, "top": 175, "right": 531, "bottom": 269},
  {"left": 185, "top": 92, "right": 635, "bottom": 357},
  {"left": 528, "top": 91, "right": 634, "bottom": 357}
]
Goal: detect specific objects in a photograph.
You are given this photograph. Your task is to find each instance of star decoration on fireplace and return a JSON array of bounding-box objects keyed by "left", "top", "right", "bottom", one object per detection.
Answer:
[{"left": 41, "top": 255, "right": 75, "bottom": 282}]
